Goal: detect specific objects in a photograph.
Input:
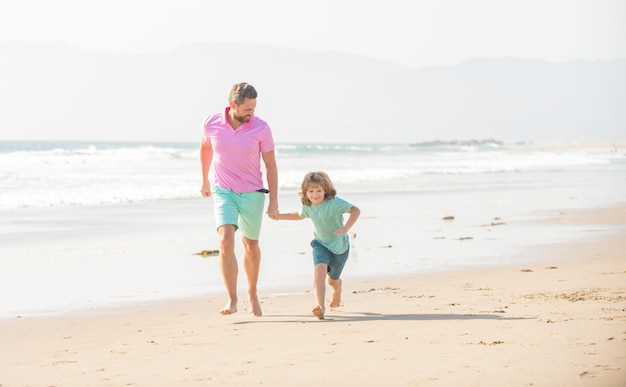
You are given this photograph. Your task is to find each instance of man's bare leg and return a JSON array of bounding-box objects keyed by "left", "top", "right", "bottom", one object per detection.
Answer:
[
  {"left": 328, "top": 277, "right": 342, "bottom": 308},
  {"left": 218, "top": 225, "right": 238, "bottom": 315},
  {"left": 242, "top": 236, "right": 262, "bottom": 317},
  {"left": 312, "top": 264, "right": 327, "bottom": 319}
]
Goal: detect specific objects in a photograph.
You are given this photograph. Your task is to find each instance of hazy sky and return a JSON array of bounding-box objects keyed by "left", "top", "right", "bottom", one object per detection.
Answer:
[{"left": 1, "top": 0, "right": 624, "bottom": 69}]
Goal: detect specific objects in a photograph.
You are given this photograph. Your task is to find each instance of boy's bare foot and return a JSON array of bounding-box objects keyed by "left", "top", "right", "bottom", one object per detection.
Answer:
[
  {"left": 329, "top": 279, "right": 342, "bottom": 308},
  {"left": 249, "top": 295, "right": 262, "bottom": 317},
  {"left": 312, "top": 305, "right": 325, "bottom": 319}
]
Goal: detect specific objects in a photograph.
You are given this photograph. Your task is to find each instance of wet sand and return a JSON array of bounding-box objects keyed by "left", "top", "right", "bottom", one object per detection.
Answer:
[{"left": 1, "top": 205, "right": 624, "bottom": 386}]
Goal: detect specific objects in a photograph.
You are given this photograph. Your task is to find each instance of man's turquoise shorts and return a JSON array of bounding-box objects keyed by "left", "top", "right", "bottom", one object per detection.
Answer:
[{"left": 212, "top": 185, "right": 266, "bottom": 240}]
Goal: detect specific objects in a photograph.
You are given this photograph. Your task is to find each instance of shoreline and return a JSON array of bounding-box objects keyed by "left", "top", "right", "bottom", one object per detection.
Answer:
[
  {"left": 1, "top": 205, "right": 624, "bottom": 386},
  {"left": 4, "top": 203, "right": 624, "bottom": 321},
  {"left": 1, "top": 191, "right": 624, "bottom": 319}
]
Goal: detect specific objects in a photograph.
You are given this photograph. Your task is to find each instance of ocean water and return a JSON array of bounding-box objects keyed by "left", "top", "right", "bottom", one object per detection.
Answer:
[
  {"left": 1, "top": 140, "right": 625, "bottom": 317},
  {"left": 1, "top": 140, "right": 624, "bottom": 209}
]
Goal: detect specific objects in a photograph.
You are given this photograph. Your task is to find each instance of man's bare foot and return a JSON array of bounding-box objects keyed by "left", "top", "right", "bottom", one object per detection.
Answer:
[
  {"left": 329, "top": 279, "right": 342, "bottom": 308},
  {"left": 312, "top": 305, "right": 325, "bottom": 319},
  {"left": 249, "top": 295, "right": 262, "bottom": 317},
  {"left": 220, "top": 303, "right": 238, "bottom": 315}
]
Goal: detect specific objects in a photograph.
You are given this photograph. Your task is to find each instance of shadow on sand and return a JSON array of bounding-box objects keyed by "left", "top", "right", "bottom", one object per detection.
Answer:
[{"left": 233, "top": 311, "right": 531, "bottom": 324}]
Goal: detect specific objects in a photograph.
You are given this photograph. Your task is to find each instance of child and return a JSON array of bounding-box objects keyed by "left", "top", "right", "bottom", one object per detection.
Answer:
[{"left": 276, "top": 171, "right": 360, "bottom": 319}]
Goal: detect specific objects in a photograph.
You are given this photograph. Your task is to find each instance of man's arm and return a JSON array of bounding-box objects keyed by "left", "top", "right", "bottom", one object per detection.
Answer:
[
  {"left": 262, "top": 150, "right": 279, "bottom": 219},
  {"left": 200, "top": 138, "right": 213, "bottom": 197}
]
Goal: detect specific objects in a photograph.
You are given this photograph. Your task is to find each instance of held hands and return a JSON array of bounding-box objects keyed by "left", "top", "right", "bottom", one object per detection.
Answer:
[{"left": 266, "top": 203, "right": 279, "bottom": 220}]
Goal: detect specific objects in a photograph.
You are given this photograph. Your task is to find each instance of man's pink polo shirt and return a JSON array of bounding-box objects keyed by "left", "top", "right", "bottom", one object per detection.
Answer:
[{"left": 202, "top": 107, "right": 275, "bottom": 193}]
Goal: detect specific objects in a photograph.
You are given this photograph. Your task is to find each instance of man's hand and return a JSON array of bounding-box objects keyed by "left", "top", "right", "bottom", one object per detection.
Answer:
[
  {"left": 200, "top": 182, "right": 212, "bottom": 197},
  {"left": 266, "top": 203, "right": 279, "bottom": 220}
]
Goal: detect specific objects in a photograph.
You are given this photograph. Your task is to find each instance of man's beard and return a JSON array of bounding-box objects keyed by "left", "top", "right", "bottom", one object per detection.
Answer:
[{"left": 234, "top": 114, "right": 251, "bottom": 123}]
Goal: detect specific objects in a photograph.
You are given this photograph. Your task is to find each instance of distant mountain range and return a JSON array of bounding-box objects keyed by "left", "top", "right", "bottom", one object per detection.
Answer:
[{"left": 0, "top": 42, "right": 624, "bottom": 143}]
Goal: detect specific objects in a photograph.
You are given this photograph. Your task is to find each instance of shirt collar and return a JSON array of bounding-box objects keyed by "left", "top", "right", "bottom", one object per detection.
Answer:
[{"left": 223, "top": 106, "right": 254, "bottom": 129}]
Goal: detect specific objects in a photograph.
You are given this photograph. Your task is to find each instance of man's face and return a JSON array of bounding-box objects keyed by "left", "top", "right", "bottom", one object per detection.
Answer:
[{"left": 231, "top": 98, "right": 256, "bottom": 123}]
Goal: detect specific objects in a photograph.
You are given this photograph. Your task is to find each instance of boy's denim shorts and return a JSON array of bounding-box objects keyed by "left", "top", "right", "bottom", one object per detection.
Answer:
[{"left": 311, "top": 239, "right": 349, "bottom": 280}]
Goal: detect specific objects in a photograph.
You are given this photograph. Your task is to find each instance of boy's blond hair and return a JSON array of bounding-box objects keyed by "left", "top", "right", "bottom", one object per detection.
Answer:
[{"left": 299, "top": 171, "right": 337, "bottom": 206}]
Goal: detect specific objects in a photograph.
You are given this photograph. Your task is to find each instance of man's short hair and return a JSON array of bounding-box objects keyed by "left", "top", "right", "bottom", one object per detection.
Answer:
[{"left": 229, "top": 83, "right": 257, "bottom": 105}]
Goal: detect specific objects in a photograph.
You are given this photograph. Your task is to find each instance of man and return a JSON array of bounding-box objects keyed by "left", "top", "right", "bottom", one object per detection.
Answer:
[{"left": 200, "top": 82, "right": 279, "bottom": 317}]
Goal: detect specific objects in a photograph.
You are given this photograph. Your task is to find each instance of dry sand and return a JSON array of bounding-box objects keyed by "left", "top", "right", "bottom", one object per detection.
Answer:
[{"left": 1, "top": 206, "right": 624, "bottom": 387}]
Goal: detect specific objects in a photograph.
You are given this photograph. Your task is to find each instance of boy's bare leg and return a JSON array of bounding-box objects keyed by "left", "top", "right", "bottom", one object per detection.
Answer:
[
  {"left": 312, "top": 305, "right": 325, "bottom": 319},
  {"left": 242, "top": 236, "right": 262, "bottom": 317},
  {"left": 328, "top": 277, "right": 342, "bottom": 308},
  {"left": 312, "top": 264, "right": 327, "bottom": 319},
  {"left": 218, "top": 225, "right": 238, "bottom": 315}
]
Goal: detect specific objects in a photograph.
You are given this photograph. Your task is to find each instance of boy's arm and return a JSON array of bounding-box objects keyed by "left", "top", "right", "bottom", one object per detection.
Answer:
[
  {"left": 276, "top": 211, "right": 304, "bottom": 221},
  {"left": 335, "top": 205, "right": 361, "bottom": 235}
]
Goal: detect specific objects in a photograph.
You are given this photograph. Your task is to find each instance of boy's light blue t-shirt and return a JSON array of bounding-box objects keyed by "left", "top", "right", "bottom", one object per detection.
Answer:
[{"left": 299, "top": 197, "right": 354, "bottom": 254}]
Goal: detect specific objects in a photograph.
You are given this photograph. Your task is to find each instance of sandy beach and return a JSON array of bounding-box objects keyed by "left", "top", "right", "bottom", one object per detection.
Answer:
[{"left": 1, "top": 200, "right": 625, "bottom": 386}]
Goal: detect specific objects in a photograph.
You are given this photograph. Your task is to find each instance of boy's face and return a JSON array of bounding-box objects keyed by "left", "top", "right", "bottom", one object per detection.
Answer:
[{"left": 306, "top": 185, "right": 325, "bottom": 206}]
